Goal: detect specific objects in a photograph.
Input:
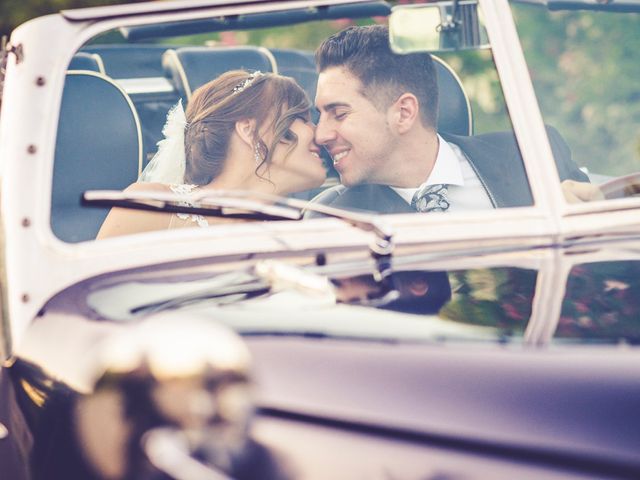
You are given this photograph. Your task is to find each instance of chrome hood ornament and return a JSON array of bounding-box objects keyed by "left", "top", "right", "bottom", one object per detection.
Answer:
[{"left": 74, "top": 316, "right": 253, "bottom": 480}]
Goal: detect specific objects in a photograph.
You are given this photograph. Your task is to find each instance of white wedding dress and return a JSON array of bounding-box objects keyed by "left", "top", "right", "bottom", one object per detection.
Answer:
[{"left": 167, "top": 184, "right": 209, "bottom": 228}]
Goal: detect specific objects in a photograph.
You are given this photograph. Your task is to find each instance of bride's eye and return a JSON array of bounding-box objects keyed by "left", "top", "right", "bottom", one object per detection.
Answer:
[{"left": 281, "top": 129, "right": 296, "bottom": 143}]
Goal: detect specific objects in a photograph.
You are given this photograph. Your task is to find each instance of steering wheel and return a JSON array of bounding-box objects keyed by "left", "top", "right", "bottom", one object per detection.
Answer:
[{"left": 598, "top": 173, "right": 640, "bottom": 200}]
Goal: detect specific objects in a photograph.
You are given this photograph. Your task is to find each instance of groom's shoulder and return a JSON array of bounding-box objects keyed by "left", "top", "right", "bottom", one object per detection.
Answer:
[
  {"left": 305, "top": 184, "right": 392, "bottom": 218},
  {"left": 443, "top": 125, "right": 564, "bottom": 150},
  {"left": 310, "top": 183, "right": 348, "bottom": 204},
  {"left": 309, "top": 183, "right": 390, "bottom": 205}
]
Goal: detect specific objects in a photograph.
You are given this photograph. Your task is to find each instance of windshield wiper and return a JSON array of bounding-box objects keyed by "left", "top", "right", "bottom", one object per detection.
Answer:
[
  {"left": 84, "top": 188, "right": 392, "bottom": 239},
  {"left": 83, "top": 189, "right": 302, "bottom": 221},
  {"left": 84, "top": 188, "right": 393, "bottom": 271}
]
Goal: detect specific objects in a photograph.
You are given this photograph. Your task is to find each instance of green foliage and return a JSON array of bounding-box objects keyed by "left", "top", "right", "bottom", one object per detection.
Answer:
[
  {"left": 439, "top": 49, "right": 511, "bottom": 134},
  {"left": 156, "top": 19, "right": 374, "bottom": 50},
  {"left": 441, "top": 267, "right": 537, "bottom": 336},
  {"left": 512, "top": 4, "right": 640, "bottom": 176},
  {"left": 0, "top": 0, "right": 145, "bottom": 38},
  {"left": 558, "top": 261, "right": 640, "bottom": 343}
]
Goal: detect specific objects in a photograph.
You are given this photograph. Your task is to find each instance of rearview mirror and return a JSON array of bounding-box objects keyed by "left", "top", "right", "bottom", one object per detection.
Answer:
[{"left": 389, "top": 1, "right": 489, "bottom": 53}]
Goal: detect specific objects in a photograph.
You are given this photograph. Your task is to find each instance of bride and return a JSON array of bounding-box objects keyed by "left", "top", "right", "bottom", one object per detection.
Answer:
[{"left": 97, "top": 70, "right": 326, "bottom": 238}]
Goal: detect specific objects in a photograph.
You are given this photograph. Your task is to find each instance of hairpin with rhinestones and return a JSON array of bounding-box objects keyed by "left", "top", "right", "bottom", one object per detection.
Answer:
[{"left": 232, "top": 71, "right": 264, "bottom": 95}]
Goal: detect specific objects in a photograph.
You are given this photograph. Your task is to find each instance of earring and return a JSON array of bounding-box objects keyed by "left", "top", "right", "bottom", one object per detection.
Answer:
[{"left": 254, "top": 143, "right": 263, "bottom": 165}]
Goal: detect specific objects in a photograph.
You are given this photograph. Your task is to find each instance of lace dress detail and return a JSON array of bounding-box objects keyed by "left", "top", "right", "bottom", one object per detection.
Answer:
[{"left": 169, "top": 184, "right": 209, "bottom": 227}]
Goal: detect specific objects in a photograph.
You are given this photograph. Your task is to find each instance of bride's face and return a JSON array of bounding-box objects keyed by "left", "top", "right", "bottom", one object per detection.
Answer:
[{"left": 268, "top": 118, "right": 326, "bottom": 194}]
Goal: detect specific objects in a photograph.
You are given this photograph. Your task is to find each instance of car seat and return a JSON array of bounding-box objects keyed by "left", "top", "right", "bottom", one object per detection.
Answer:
[
  {"left": 51, "top": 71, "right": 143, "bottom": 242},
  {"left": 68, "top": 52, "right": 106, "bottom": 74},
  {"left": 81, "top": 45, "right": 173, "bottom": 79},
  {"left": 162, "top": 46, "right": 277, "bottom": 101},
  {"left": 270, "top": 48, "right": 318, "bottom": 113},
  {"left": 433, "top": 55, "right": 473, "bottom": 136}
]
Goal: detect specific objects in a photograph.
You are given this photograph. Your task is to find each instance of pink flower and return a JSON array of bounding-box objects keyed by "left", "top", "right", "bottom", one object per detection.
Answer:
[{"left": 574, "top": 302, "right": 589, "bottom": 313}]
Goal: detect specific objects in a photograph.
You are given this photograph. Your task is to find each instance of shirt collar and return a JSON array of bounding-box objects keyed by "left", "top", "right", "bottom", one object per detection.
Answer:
[
  {"left": 391, "top": 135, "right": 466, "bottom": 203},
  {"left": 427, "top": 134, "right": 465, "bottom": 187}
]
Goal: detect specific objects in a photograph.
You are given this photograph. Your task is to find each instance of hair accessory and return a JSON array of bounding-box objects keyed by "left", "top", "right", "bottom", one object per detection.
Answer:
[{"left": 232, "top": 71, "right": 264, "bottom": 95}]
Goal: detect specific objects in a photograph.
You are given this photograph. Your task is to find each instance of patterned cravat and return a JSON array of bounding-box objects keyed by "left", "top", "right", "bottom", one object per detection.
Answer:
[{"left": 411, "top": 184, "right": 450, "bottom": 212}]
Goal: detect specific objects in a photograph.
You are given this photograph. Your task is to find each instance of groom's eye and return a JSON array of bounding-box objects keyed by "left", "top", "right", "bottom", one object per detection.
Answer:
[{"left": 334, "top": 110, "right": 348, "bottom": 121}]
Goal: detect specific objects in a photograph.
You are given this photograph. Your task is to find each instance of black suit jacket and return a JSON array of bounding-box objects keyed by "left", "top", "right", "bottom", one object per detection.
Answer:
[{"left": 308, "top": 127, "right": 588, "bottom": 215}]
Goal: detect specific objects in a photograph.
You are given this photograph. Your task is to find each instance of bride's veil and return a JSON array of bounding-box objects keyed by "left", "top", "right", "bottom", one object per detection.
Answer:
[{"left": 139, "top": 100, "right": 187, "bottom": 184}]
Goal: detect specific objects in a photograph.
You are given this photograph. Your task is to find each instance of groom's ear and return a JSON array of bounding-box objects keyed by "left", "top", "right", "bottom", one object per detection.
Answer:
[
  {"left": 235, "top": 118, "right": 257, "bottom": 146},
  {"left": 390, "top": 93, "right": 419, "bottom": 134}
]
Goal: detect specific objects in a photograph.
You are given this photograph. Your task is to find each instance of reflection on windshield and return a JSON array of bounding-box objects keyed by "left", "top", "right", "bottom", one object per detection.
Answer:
[
  {"left": 88, "top": 266, "right": 534, "bottom": 345},
  {"left": 558, "top": 261, "right": 640, "bottom": 344},
  {"left": 513, "top": 3, "right": 640, "bottom": 197},
  {"left": 333, "top": 270, "right": 452, "bottom": 314}
]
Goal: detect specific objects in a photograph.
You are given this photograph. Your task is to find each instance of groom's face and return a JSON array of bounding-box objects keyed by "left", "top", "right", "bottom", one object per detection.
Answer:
[{"left": 315, "top": 66, "right": 396, "bottom": 187}]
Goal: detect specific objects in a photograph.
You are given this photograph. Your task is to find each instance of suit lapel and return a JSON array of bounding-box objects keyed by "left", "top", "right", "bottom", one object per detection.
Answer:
[
  {"left": 329, "top": 184, "right": 414, "bottom": 214},
  {"left": 441, "top": 132, "right": 533, "bottom": 208}
]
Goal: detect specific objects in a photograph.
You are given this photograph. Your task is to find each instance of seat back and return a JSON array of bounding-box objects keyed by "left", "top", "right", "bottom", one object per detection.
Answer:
[
  {"left": 270, "top": 48, "right": 319, "bottom": 121},
  {"left": 433, "top": 55, "right": 473, "bottom": 136},
  {"left": 162, "top": 46, "right": 277, "bottom": 101},
  {"left": 51, "top": 71, "right": 143, "bottom": 242},
  {"left": 68, "top": 52, "right": 106, "bottom": 73},
  {"left": 81, "top": 45, "right": 172, "bottom": 78}
]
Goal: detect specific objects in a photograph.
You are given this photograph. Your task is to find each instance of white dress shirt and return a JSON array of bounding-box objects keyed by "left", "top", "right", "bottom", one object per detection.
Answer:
[{"left": 392, "top": 135, "right": 494, "bottom": 212}]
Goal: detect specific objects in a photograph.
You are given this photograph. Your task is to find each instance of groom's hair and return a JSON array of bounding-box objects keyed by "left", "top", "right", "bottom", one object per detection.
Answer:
[{"left": 316, "top": 25, "right": 439, "bottom": 129}]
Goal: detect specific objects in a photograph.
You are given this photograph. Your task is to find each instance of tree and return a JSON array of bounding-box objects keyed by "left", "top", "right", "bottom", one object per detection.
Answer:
[{"left": 1, "top": 0, "right": 147, "bottom": 39}]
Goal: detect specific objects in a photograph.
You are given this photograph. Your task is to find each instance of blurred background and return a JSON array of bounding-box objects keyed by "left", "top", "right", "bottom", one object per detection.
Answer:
[
  {"left": 0, "top": 0, "right": 147, "bottom": 39},
  {"left": 1, "top": 0, "right": 639, "bottom": 177}
]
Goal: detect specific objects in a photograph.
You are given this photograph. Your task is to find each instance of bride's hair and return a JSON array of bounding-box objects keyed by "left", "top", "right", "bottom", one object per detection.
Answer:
[{"left": 184, "top": 70, "right": 311, "bottom": 185}]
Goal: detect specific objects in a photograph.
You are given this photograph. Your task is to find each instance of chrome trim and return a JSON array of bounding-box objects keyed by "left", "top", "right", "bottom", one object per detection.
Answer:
[
  {"left": 90, "top": 52, "right": 106, "bottom": 75},
  {"left": 164, "top": 48, "right": 192, "bottom": 99},
  {"left": 258, "top": 46, "right": 279, "bottom": 74}
]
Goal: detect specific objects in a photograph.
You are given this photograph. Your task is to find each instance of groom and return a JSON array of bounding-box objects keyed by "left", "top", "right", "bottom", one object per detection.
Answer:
[{"left": 308, "top": 25, "right": 591, "bottom": 214}]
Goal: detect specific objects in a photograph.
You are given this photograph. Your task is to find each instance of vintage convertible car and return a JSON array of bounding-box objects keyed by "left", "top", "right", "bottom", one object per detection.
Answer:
[{"left": 1, "top": 0, "right": 640, "bottom": 479}]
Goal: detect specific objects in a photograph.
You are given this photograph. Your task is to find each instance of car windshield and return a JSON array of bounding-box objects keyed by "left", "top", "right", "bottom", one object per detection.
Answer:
[
  {"left": 52, "top": 0, "right": 532, "bottom": 243},
  {"left": 511, "top": 0, "right": 640, "bottom": 197}
]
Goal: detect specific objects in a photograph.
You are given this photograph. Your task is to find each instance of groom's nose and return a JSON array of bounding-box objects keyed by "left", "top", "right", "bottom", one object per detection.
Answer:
[{"left": 314, "top": 116, "right": 336, "bottom": 146}]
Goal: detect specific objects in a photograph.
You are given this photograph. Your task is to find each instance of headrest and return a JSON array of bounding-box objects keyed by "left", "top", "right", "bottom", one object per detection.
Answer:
[
  {"left": 270, "top": 48, "right": 318, "bottom": 106},
  {"left": 433, "top": 55, "right": 473, "bottom": 136},
  {"left": 52, "top": 71, "right": 142, "bottom": 242},
  {"left": 270, "top": 48, "right": 315, "bottom": 69},
  {"left": 81, "top": 45, "right": 172, "bottom": 78},
  {"left": 68, "top": 52, "right": 105, "bottom": 74},
  {"left": 162, "top": 46, "right": 277, "bottom": 101}
]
